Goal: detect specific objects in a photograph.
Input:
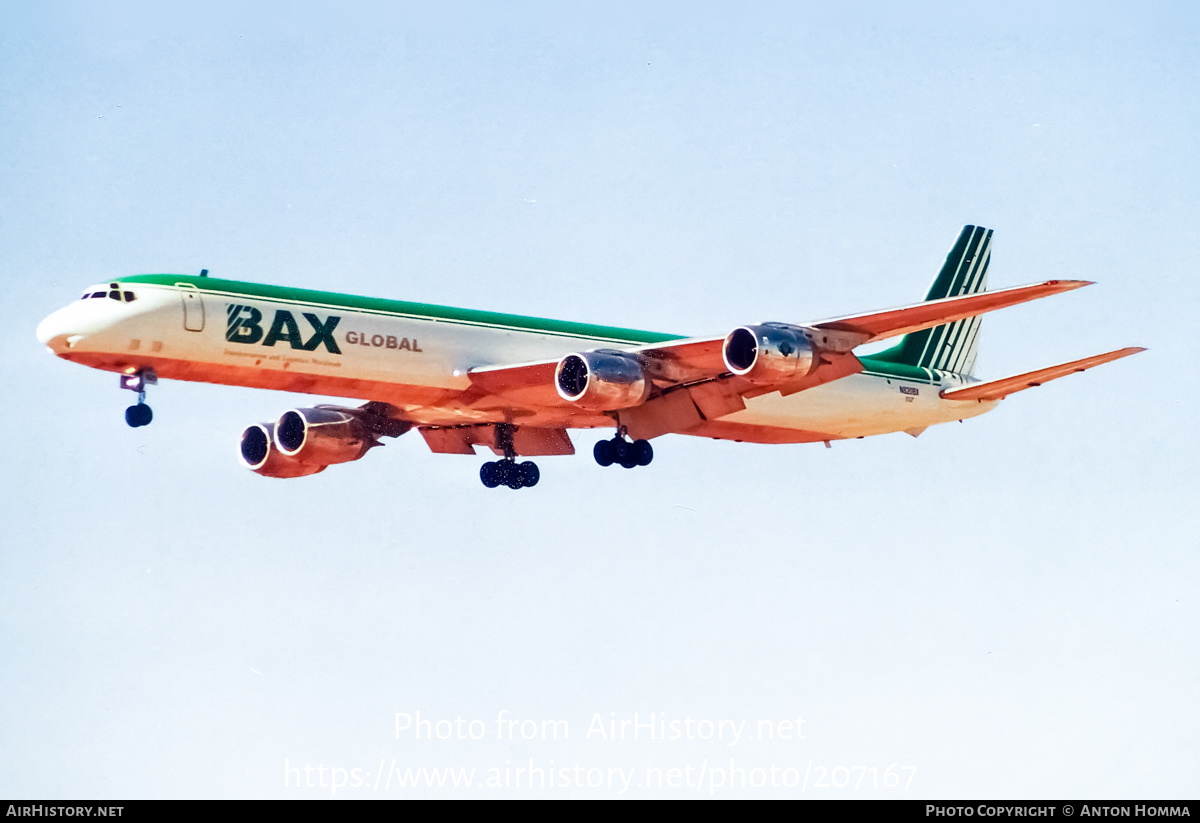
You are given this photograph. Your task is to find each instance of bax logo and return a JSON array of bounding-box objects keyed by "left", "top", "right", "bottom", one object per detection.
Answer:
[{"left": 226, "top": 304, "right": 342, "bottom": 354}]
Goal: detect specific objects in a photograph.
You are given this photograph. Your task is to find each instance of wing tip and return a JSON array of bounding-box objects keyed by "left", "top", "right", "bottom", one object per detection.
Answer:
[{"left": 1044, "top": 279, "right": 1095, "bottom": 290}]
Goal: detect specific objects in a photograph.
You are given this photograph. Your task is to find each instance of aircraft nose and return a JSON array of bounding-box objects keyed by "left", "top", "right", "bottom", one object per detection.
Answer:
[{"left": 36, "top": 306, "right": 85, "bottom": 352}]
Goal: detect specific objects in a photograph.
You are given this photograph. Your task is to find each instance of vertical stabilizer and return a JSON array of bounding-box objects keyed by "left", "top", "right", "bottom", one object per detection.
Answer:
[{"left": 875, "top": 225, "right": 992, "bottom": 376}]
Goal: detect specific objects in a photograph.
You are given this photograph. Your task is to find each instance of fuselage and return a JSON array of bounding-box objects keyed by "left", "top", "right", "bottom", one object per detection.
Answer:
[{"left": 37, "top": 274, "right": 996, "bottom": 444}]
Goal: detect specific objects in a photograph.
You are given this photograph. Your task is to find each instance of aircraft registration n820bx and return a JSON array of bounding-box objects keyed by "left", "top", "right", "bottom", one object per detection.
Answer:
[{"left": 36, "top": 226, "right": 1143, "bottom": 489}]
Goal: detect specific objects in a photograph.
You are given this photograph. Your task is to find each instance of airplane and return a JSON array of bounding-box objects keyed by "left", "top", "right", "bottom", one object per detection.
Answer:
[{"left": 36, "top": 226, "right": 1143, "bottom": 489}]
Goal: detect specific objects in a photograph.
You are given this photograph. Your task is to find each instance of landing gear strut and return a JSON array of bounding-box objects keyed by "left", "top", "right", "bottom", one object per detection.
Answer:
[
  {"left": 594, "top": 429, "right": 653, "bottom": 469},
  {"left": 479, "top": 423, "right": 540, "bottom": 489},
  {"left": 120, "top": 368, "right": 157, "bottom": 428}
]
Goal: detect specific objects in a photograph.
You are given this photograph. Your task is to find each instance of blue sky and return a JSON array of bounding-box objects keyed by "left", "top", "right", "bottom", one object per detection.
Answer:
[{"left": 2, "top": 2, "right": 1197, "bottom": 798}]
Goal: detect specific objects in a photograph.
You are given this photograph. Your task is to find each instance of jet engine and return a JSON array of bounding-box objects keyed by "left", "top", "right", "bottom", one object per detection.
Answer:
[
  {"left": 240, "top": 403, "right": 408, "bottom": 478},
  {"left": 274, "top": 407, "right": 377, "bottom": 466},
  {"left": 239, "top": 422, "right": 327, "bottom": 478},
  {"left": 723, "top": 323, "right": 818, "bottom": 384},
  {"left": 555, "top": 351, "right": 651, "bottom": 410}
]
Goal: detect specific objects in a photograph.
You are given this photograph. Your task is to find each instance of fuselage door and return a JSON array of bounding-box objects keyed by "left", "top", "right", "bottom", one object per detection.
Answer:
[{"left": 177, "top": 283, "right": 205, "bottom": 332}]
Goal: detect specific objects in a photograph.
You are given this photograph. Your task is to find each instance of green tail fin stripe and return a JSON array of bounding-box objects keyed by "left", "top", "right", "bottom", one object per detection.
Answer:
[
  {"left": 945, "top": 316, "right": 984, "bottom": 376},
  {"left": 873, "top": 225, "right": 993, "bottom": 377},
  {"left": 923, "top": 225, "right": 988, "bottom": 300},
  {"left": 926, "top": 247, "right": 991, "bottom": 371},
  {"left": 915, "top": 227, "right": 991, "bottom": 369},
  {"left": 948, "top": 314, "right": 984, "bottom": 374}
]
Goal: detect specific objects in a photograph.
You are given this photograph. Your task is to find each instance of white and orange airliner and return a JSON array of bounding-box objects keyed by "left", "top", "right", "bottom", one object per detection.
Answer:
[{"left": 36, "top": 226, "right": 1142, "bottom": 488}]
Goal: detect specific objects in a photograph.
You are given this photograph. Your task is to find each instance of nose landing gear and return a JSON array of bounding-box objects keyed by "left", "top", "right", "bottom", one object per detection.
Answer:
[
  {"left": 593, "top": 430, "right": 653, "bottom": 469},
  {"left": 120, "top": 369, "right": 157, "bottom": 428}
]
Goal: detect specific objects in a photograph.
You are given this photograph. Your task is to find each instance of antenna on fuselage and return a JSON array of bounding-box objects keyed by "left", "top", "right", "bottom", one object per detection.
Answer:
[{"left": 200, "top": 269, "right": 208, "bottom": 277}]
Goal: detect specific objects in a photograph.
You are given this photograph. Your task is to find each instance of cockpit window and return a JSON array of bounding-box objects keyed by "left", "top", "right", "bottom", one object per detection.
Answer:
[{"left": 81, "top": 285, "right": 137, "bottom": 302}]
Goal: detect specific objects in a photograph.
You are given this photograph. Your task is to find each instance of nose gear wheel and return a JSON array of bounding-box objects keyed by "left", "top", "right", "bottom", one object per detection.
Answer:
[{"left": 120, "top": 369, "right": 157, "bottom": 428}]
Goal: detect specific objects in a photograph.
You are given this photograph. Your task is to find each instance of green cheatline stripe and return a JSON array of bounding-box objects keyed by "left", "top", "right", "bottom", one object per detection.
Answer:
[
  {"left": 119, "top": 274, "right": 685, "bottom": 345},
  {"left": 115, "top": 276, "right": 962, "bottom": 385},
  {"left": 858, "top": 356, "right": 938, "bottom": 384}
]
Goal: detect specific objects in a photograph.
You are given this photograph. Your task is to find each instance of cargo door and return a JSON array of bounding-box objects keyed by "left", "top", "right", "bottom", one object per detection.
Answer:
[{"left": 177, "top": 283, "right": 205, "bottom": 331}]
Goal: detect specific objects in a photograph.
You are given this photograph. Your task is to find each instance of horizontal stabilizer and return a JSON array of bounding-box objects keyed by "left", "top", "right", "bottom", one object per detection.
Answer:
[
  {"left": 813, "top": 279, "right": 1092, "bottom": 345},
  {"left": 939, "top": 347, "right": 1145, "bottom": 402}
]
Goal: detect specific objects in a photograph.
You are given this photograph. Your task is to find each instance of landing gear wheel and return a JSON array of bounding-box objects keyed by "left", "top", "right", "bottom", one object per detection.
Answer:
[
  {"left": 633, "top": 439, "right": 653, "bottom": 466},
  {"left": 481, "top": 424, "right": 541, "bottom": 489},
  {"left": 596, "top": 434, "right": 654, "bottom": 469},
  {"left": 612, "top": 438, "right": 631, "bottom": 465},
  {"left": 480, "top": 461, "right": 502, "bottom": 488},
  {"left": 593, "top": 439, "right": 614, "bottom": 467},
  {"left": 504, "top": 461, "right": 525, "bottom": 490},
  {"left": 119, "top": 369, "right": 157, "bottom": 427},
  {"left": 125, "top": 404, "right": 153, "bottom": 428},
  {"left": 481, "top": 457, "right": 540, "bottom": 489},
  {"left": 518, "top": 461, "right": 540, "bottom": 488}
]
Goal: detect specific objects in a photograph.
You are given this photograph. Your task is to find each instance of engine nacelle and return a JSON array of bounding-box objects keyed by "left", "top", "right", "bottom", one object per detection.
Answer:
[
  {"left": 555, "top": 351, "right": 651, "bottom": 410},
  {"left": 239, "top": 422, "right": 327, "bottom": 478},
  {"left": 273, "top": 407, "right": 377, "bottom": 467},
  {"left": 723, "top": 323, "right": 817, "bottom": 384}
]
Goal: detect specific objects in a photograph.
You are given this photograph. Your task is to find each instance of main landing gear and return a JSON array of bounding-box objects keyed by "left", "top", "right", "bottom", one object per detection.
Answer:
[
  {"left": 594, "top": 431, "right": 653, "bottom": 469},
  {"left": 480, "top": 459, "right": 540, "bottom": 490},
  {"left": 120, "top": 368, "right": 157, "bottom": 428},
  {"left": 479, "top": 423, "right": 540, "bottom": 490}
]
